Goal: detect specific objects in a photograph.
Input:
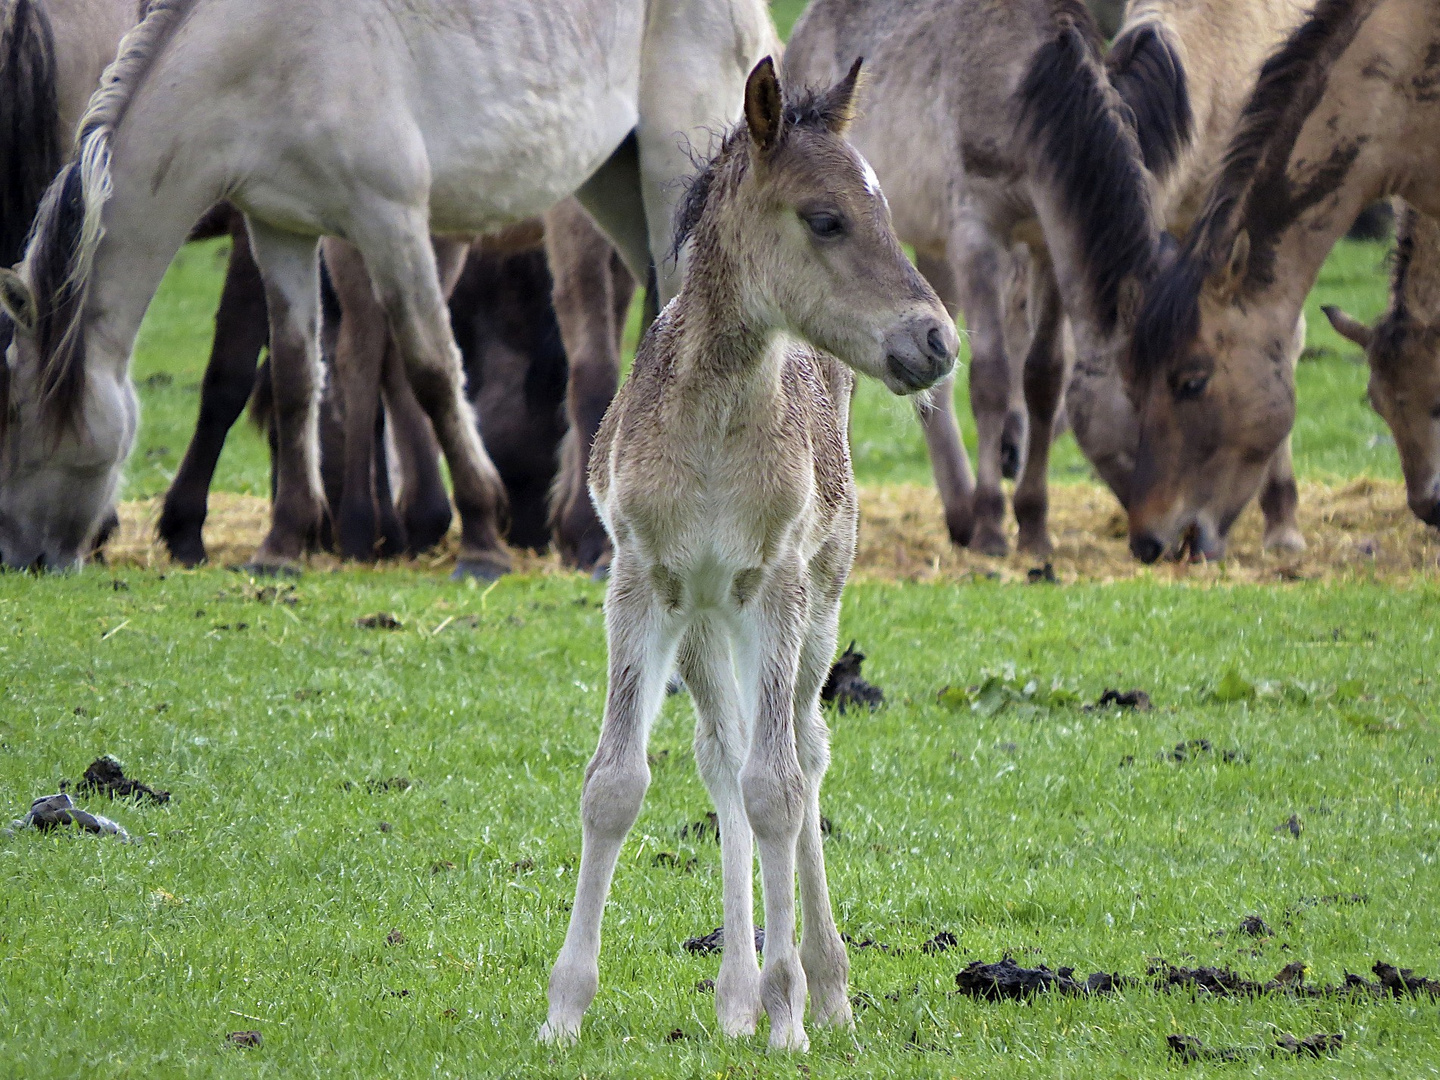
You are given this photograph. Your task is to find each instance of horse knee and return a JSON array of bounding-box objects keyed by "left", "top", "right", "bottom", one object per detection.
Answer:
[
  {"left": 580, "top": 759, "right": 648, "bottom": 838},
  {"left": 740, "top": 761, "right": 804, "bottom": 842}
]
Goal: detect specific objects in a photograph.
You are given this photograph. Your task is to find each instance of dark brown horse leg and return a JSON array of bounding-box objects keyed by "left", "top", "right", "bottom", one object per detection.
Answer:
[
  {"left": 1260, "top": 437, "right": 1305, "bottom": 552},
  {"left": 545, "top": 199, "right": 635, "bottom": 571},
  {"left": 381, "top": 332, "right": 451, "bottom": 554},
  {"left": 913, "top": 252, "right": 977, "bottom": 546},
  {"left": 322, "top": 237, "right": 392, "bottom": 561},
  {"left": 1012, "top": 255, "right": 1067, "bottom": 557},
  {"left": 158, "top": 214, "right": 267, "bottom": 566},
  {"left": 954, "top": 231, "right": 1014, "bottom": 556}
]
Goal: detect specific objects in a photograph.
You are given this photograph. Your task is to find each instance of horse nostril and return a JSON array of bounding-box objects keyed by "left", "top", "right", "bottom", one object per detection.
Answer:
[
  {"left": 1130, "top": 533, "right": 1164, "bottom": 564},
  {"left": 926, "top": 326, "right": 946, "bottom": 360}
]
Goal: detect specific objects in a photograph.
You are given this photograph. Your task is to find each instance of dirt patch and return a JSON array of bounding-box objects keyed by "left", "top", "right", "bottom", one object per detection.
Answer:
[
  {"left": 1238, "top": 915, "right": 1272, "bottom": 937},
  {"left": 1164, "top": 739, "right": 1244, "bottom": 764},
  {"left": 225, "top": 1031, "right": 262, "bottom": 1049},
  {"left": 104, "top": 480, "right": 1440, "bottom": 583},
  {"left": 344, "top": 777, "right": 413, "bottom": 794},
  {"left": 1167, "top": 1031, "right": 1343, "bottom": 1063},
  {"left": 679, "top": 812, "right": 720, "bottom": 843},
  {"left": 73, "top": 756, "right": 170, "bottom": 804},
  {"left": 355, "top": 612, "right": 403, "bottom": 630},
  {"left": 821, "top": 643, "right": 884, "bottom": 712},
  {"left": 1095, "top": 688, "right": 1151, "bottom": 711},
  {"left": 954, "top": 957, "right": 1123, "bottom": 1000}
]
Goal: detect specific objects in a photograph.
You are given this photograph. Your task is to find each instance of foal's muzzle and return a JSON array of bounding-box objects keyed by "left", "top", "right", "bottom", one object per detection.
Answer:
[{"left": 883, "top": 316, "right": 958, "bottom": 393}]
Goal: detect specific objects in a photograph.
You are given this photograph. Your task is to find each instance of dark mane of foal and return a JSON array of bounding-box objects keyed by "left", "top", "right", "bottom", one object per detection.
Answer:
[
  {"left": 1106, "top": 21, "right": 1193, "bottom": 179},
  {"left": 1372, "top": 204, "right": 1421, "bottom": 368},
  {"left": 1018, "top": 0, "right": 1154, "bottom": 334},
  {"left": 671, "top": 83, "right": 856, "bottom": 260},
  {"left": 3, "top": 162, "right": 90, "bottom": 437},
  {"left": 0, "top": 0, "right": 62, "bottom": 269},
  {"left": 1132, "top": 0, "right": 1377, "bottom": 377}
]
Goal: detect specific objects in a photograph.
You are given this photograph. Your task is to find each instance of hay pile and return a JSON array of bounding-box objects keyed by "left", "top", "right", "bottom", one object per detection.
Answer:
[{"left": 107, "top": 480, "right": 1439, "bottom": 585}]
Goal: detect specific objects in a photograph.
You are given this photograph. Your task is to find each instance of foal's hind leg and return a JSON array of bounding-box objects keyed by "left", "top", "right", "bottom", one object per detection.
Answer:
[
  {"left": 355, "top": 222, "right": 510, "bottom": 579},
  {"left": 245, "top": 221, "right": 324, "bottom": 569},
  {"left": 1012, "top": 257, "right": 1067, "bottom": 557},
  {"left": 542, "top": 564, "right": 676, "bottom": 1044},
  {"left": 679, "top": 620, "right": 762, "bottom": 1038},
  {"left": 913, "top": 252, "right": 976, "bottom": 546}
]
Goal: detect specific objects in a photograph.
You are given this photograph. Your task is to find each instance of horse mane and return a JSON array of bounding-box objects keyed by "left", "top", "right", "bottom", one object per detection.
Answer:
[
  {"left": 0, "top": 0, "right": 61, "bottom": 269},
  {"left": 672, "top": 81, "right": 862, "bottom": 261},
  {"left": 14, "top": 0, "right": 193, "bottom": 433},
  {"left": 1106, "top": 20, "right": 1193, "bottom": 179},
  {"left": 1133, "top": 0, "right": 1380, "bottom": 378},
  {"left": 1018, "top": 0, "right": 1155, "bottom": 334}
]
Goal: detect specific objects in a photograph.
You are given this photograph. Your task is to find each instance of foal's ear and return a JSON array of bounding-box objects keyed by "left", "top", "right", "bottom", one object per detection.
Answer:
[
  {"left": 744, "top": 56, "right": 784, "bottom": 154},
  {"left": 819, "top": 57, "right": 864, "bottom": 135},
  {"left": 0, "top": 268, "right": 37, "bottom": 334},
  {"left": 1321, "top": 304, "right": 1374, "bottom": 349},
  {"left": 1206, "top": 230, "right": 1250, "bottom": 303}
]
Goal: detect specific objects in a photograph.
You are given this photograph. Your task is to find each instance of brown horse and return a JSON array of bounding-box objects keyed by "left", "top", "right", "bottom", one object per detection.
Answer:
[
  {"left": 1127, "top": 0, "right": 1434, "bottom": 561},
  {"left": 1324, "top": 202, "right": 1440, "bottom": 527}
]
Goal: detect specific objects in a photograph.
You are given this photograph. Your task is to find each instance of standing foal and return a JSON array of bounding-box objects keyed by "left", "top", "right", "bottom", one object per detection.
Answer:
[{"left": 540, "top": 58, "right": 957, "bottom": 1051}]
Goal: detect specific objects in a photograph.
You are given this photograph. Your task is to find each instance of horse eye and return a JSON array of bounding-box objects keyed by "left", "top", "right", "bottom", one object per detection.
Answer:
[
  {"left": 1175, "top": 375, "right": 1209, "bottom": 401},
  {"left": 802, "top": 211, "right": 845, "bottom": 239}
]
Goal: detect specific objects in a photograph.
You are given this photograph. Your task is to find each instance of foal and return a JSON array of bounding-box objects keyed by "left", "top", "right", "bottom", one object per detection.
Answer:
[{"left": 540, "top": 58, "right": 956, "bottom": 1051}]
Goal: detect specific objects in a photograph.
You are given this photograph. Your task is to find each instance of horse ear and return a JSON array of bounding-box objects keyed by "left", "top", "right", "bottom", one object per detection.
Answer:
[
  {"left": 0, "top": 268, "right": 37, "bottom": 334},
  {"left": 744, "top": 56, "right": 784, "bottom": 154},
  {"left": 1321, "top": 304, "right": 1374, "bottom": 349},
  {"left": 1208, "top": 230, "right": 1249, "bottom": 302},
  {"left": 820, "top": 57, "right": 864, "bottom": 135}
]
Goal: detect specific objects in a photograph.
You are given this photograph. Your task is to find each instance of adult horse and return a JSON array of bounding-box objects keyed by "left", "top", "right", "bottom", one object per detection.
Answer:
[
  {"left": 1064, "top": 0, "right": 1310, "bottom": 553},
  {"left": 0, "top": 0, "right": 775, "bottom": 573},
  {"left": 1127, "top": 0, "right": 1435, "bottom": 560},
  {"left": 785, "top": 0, "right": 1160, "bottom": 557}
]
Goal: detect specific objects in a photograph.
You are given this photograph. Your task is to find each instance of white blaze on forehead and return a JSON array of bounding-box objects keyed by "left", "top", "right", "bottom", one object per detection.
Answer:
[{"left": 852, "top": 149, "right": 887, "bottom": 207}]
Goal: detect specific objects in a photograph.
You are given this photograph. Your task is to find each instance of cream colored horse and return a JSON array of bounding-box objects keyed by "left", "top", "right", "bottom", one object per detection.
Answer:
[
  {"left": 0, "top": 0, "right": 775, "bottom": 572},
  {"left": 541, "top": 58, "right": 956, "bottom": 1051}
]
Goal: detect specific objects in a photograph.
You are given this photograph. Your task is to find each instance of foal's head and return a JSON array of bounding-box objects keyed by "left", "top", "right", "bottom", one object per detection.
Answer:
[{"left": 676, "top": 57, "right": 957, "bottom": 394}]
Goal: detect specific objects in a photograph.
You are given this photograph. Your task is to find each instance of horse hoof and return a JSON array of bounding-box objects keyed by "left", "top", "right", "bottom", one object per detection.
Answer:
[
  {"left": 972, "top": 527, "right": 1009, "bottom": 558},
  {"left": 452, "top": 557, "right": 509, "bottom": 582},
  {"left": 236, "top": 560, "right": 301, "bottom": 578},
  {"left": 165, "top": 540, "right": 207, "bottom": 568},
  {"left": 1263, "top": 526, "right": 1306, "bottom": 554}
]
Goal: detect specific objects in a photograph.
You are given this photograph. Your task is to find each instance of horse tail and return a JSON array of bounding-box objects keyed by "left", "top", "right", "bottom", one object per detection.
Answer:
[
  {"left": 0, "top": 0, "right": 61, "bottom": 269},
  {"left": 1018, "top": 2, "right": 1156, "bottom": 334},
  {"left": 16, "top": 0, "right": 192, "bottom": 429},
  {"left": 1107, "top": 21, "right": 1193, "bottom": 180}
]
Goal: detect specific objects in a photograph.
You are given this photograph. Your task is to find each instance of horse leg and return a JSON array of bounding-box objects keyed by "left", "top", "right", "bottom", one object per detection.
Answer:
[
  {"left": 355, "top": 222, "right": 510, "bottom": 579},
  {"left": 541, "top": 564, "right": 675, "bottom": 1044},
  {"left": 793, "top": 567, "right": 850, "bottom": 1029},
  {"left": 739, "top": 575, "right": 809, "bottom": 1052},
  {"left": 545, "top": 200, "right": 633, "bottom": 571},
  {"left": 1013, "top": 256, "right": 1067, "bottom": 557},
  {"left": 680, "top": 619, "right": 762, "bottom": 1038},
  {"left": 244, "top": 221, "right": 323, "bottom": 570},
  {"left": 380, "top": 334, "right": 451, "bottom": 554},
  {"left": 913, "top": 252, "right": 976, "bottom": 546},
  {"left": 159, "top": 216, "right": 267, "bottom": 565},
  {"left": 953, "top": 231, "right": 1013, "bottom": 556},
  {"left": 1260, "top": 436, "right": 1305, "bottom": 552}
]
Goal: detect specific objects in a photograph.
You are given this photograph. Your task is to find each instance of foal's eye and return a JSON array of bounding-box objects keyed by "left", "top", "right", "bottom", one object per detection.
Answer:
[
  {"left": 1174, "top": 375, "right": 1209, "bottom": 401},
  {"left": 802, "top": 211, "right": 846, "bottom": 239}
]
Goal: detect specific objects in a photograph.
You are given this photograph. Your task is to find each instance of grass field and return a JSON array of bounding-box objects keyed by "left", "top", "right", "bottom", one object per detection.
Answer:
[{"left": 5, "top": 2, "right": 1439, "bottom": 1075}]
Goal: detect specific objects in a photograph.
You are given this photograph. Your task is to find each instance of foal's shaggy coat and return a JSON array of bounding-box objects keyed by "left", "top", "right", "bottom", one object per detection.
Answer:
[{"left": 541, "top": 59, "right": 956, "bottom": 1051}]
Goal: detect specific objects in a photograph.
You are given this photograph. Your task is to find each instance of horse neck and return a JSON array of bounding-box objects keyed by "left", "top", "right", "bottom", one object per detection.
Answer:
[{"left": 1393, "top": 206, "right": 1440, "bottom": 327}]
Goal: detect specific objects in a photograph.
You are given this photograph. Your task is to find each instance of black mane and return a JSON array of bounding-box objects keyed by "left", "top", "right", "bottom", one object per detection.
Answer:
[
  {"left": 1018, "top": 2, "right": 1156, "bottom": 333},
  {"left": 1107, "top": 22, "right": 1193, "bottom": 179},
  {"left": 0, "top": 0, "right": 61, "bottom": 269},
  {"left": 1133, "top": 0, "right": 1377, "bottom": 377}
]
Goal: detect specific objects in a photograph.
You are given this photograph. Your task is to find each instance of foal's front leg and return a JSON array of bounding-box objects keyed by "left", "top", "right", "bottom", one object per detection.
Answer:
[
  {"left": 541, "top": 570, "right": 676, "bottom": 1044},
  {"left": 740, "top": 578, "right": 810, "bottom": 1051}
]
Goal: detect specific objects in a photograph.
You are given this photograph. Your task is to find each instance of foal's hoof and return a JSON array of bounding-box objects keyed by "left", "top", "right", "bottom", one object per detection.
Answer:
[
  {"left": 165, "top": 539, "right": 207, "bottom": 569},
  {"left": 452, "top": 555, "right": 510, "bottom": 582},
  {"left": 971, "top": 523, "right": 1009, "bottom": 558},
  {"left": 536, "top": 1018, "right": 580, "bottom": 1046}
]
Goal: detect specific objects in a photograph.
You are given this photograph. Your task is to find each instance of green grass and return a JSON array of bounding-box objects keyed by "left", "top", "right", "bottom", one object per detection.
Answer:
[{"left": 2, "top": 570, "right": 1437, "bottom": 1076}]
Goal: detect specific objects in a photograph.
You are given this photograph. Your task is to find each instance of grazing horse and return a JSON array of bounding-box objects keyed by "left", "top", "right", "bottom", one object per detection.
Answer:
[
  {"left": 0, "top": 0, "right": 775, "bottom": 573},
  {"left": 1126, "top": 0, "right": 1437, "bottom": 561},
  {"left": 1065, "top": 0, "right": 1310, "bottom": 553},
  {"left": 541, "top": 59, "right": 957, "bottom": 1051},
  {"left": 785, "top": 0, "right": 1160, "bottom": 557},
  {"left": 1324, "top": 203, "right": 1440, "bottom": 528}
]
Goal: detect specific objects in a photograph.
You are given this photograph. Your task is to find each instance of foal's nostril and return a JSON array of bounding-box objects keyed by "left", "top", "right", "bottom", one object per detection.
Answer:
[
  {"left": 927, "top": 326, "right": 946, "bottom": 360},
  {"left": 1129, "top": 533, "right": 1164, "bottom": 564}
]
